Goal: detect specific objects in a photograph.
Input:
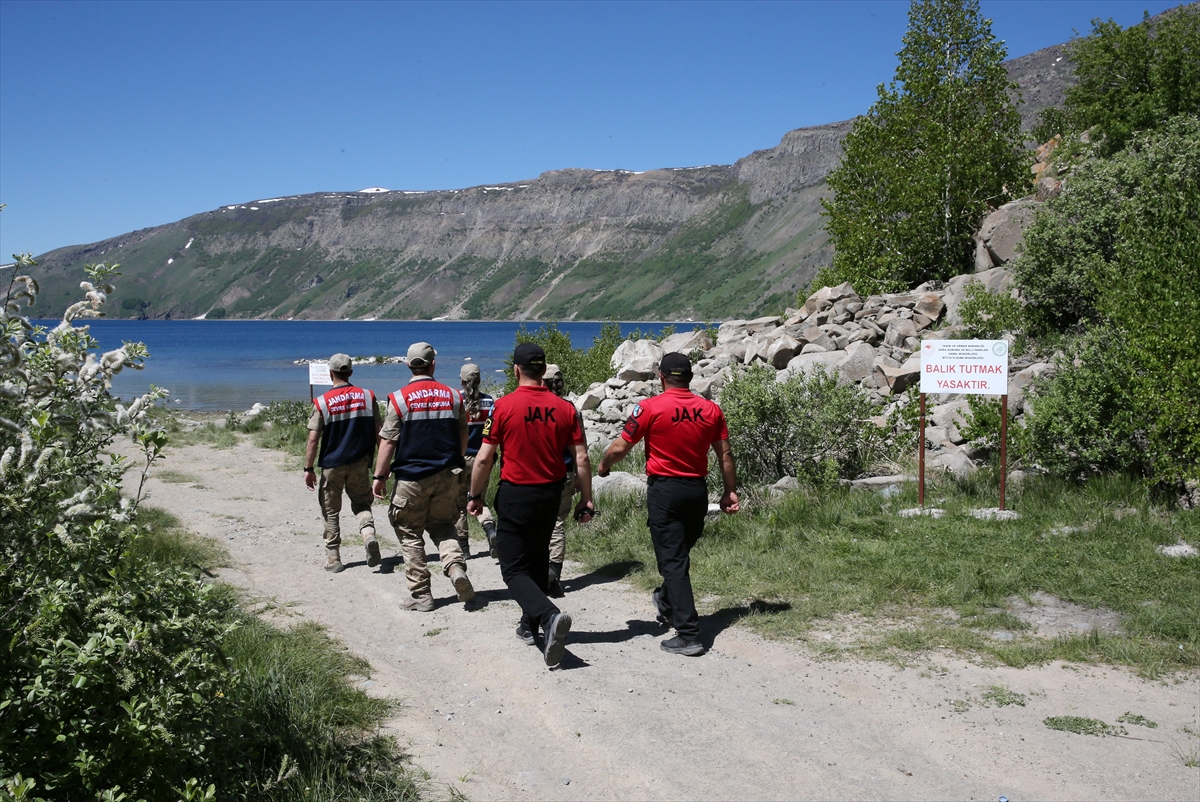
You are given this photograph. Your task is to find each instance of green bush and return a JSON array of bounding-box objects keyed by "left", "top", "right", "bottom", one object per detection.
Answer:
[
  {"left": 1016, "top": 117, "right": 1200, "bottom": 484},
  {"left": 720, "top": 363, "right": 882, "bottom": 484},
  {"left": 504, "top": 321, "right": 626, "bottom": 394},
  {"left": 207, "top": 307, "right": 227, "bottom": 320},
  {"left": 1014, "top": 115, "right": 1200, "bottom": 335},
  {"left": 1021, "top": 327, "right": 1147, "bottom": 480},
  {"left": 1, "top": 260, "right": 422, "bottom": 799}
]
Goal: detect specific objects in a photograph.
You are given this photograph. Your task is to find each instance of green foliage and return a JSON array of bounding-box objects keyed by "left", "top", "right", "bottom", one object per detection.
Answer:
[
  {"left": 1017, "top": 117, "right": 1200, "bottom": 484},
  {"left": 1116, "top": 711, "right": 1157, "bottom": 729},
  {"left": 958, "top": 280, "right": 1023, "bottom": 338},
  {"left": 721, "top": 364, "right": 882, "bottom": 484},
  {"left": 1044, "top": 716, "right": 1126, "bottom": 737},
  {"left": 960, "top": 395, "right": 1014, "bottom": 454},
  {"left": 207, "top": 307, "right": 227, "bottom": 320},
  {"left": 821, "top": 0, "right": 1026, "bottom": 293},
  {"left": 0, "top": 262, "right": 421, "bottom": 800},
  {"left": 503, "top": 321, "right": 625, "bottom": 394},
  {"left": 1040, "top": 6, "right": 1200, "bottom": 156},
  {"left": 261, "top": 399, "right": 311, "bottom": 428},
  {"left": 1021, "top": 328, "right": 1147, "bottom": 480},
  {"left": 1014, "top": 116, "right": 1200, "bottom": 335}
]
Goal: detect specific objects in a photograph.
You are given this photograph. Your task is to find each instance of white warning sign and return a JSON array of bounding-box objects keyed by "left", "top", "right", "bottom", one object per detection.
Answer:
[
  {"left": 919, "top": 339, "right": 1008, "bottom": 395},
  {"left": 308, "top": 362, "right": 333, "bottom": 386}
]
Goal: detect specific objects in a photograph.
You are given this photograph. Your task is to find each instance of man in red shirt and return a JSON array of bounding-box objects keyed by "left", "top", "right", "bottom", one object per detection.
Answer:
[
  {"left": 597, "top": 352, "right": 739, "bottom": 656},
  {"left": 467, "top": 343, "right": 595, "bottom": 668}
]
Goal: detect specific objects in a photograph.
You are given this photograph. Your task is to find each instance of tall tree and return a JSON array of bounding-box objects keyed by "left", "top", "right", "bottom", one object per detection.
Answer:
[{"left": 821, "top": 0, "right": 1026, "bottom": 293}]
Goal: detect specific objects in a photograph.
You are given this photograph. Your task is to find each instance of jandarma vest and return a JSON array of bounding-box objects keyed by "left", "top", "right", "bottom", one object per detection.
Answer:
[
  {"left": 388, "top": 379, "right": 466, "bottom": 480},
  {"left": 315, "top": 385, "right": 377, "bottom": 469},
  {"left": 465, "top": 394, "right": 494, "bottom": 456}
]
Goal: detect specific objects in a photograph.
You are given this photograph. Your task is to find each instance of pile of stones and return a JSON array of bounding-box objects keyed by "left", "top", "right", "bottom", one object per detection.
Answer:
[{"left": 572, "top": 266, "right": 1052, "bottom": 480}]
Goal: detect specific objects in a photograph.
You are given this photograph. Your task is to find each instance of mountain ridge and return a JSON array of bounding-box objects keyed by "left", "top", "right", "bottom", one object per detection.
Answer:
[{"left": 31, "top": 41, "right": 1072, "bottom": 321}]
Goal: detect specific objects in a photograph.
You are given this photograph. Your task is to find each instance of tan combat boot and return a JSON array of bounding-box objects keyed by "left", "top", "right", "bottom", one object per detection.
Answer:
[
  {"left": 448, "top": 564, "right": 475, "bottom": 602},
  {"left": 364, "top": 534, "right": 381, "bottom": 568},
  {"left": 324, "top": 546, "right": 345, "bottom": 573},
  {"left": 400, "top": 593, "right": 434, "bottom": 612}
]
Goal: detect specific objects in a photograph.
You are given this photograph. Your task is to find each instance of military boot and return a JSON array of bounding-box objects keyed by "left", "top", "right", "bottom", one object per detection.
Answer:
[
  {"left": 448, "top": 564, "right": 475, "bottom": 602},
  {"left": 364, "top": 533, "right": 382, "bottom": 568},
  {"left": 324, "top": 546, "right": 345, "bottom": 573},
  {"left": 458, "top": 536, "right": 471, "bottom": 559},
  {"left": 547, "top": 561, "right": 564, "bottom": 598},
  {"left": 483, "top": 520, "right": 499, "bottom": 559}
]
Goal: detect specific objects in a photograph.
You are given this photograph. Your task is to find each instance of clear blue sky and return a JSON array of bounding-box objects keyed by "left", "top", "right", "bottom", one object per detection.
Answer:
[{"left": 0, "top": 0, "right": 1182, "bottom": 259}]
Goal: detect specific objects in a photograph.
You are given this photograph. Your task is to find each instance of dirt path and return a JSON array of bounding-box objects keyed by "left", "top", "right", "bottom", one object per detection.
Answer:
[{"left": 136, "top": 438, "right": 1199, "bottom": 801}]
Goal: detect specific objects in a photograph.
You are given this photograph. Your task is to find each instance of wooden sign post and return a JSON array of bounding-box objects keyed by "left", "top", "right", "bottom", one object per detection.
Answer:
[
  {"left": 308, "top": 362, "right": 333, "bottom": 401},
  {"left": 918, "top": 339, "right": 1010, "bottom": 509}
]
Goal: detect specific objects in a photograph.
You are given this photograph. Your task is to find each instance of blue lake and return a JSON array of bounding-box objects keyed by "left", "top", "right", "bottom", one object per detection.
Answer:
[{"left": 55, "top": 320, "right": 678, "bottom": 410}]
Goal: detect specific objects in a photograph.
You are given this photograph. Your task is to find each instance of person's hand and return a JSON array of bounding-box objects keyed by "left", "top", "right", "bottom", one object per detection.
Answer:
[
  {"left": 372, "top": 478, "right": 388, "bottom": 499},
  {"left": 596, "top": 462, "right": 610, "bottom": 478},
  {"left": 574, "top": 499, "right": 596, "bottom": 523},
  {"left": 467, "top": 498, "right": 483, "bottom": 517},
  {"left": 720, "top": 490, "right": 740, "bottom": 514},
  {"left": 304, "top": 470, "right": 317, "bottom": 490}
]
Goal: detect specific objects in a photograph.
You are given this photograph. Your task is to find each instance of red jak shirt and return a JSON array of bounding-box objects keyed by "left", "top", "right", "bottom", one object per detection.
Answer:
[
  {"left": 620, "top": 388, "right": 729, "bottom": 478},
  {"left": 483, "top": 385, "right": 584, "bottom": 485}
]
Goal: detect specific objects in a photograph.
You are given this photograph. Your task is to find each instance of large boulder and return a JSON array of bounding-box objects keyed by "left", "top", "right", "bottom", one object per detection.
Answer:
[
  {"left": 763, "top": 333, "right": 802, "bottom": 369},
  {"left": 659, "top": 329, "right": 713, "bottom": 355},
  {"left": 944, "top": 267, "right": 1013, "bottom": 326},
  {"left": 838, "top": 341, "right": 876, "bottom": 384},
  {"left": 800, "top": 282, "right": 860, "bottom": 317},
  {"left": 883, "top": 318, "right": 918, "bottom": 348},
  {"left": 781, "top": 351, "right": 845, "bottom": 380},
  {"left": 745, "top": 315, "right": 784, "bottom": 335},
  {"left": 593, "top": 471, "right": 648, "bottom": 498},
  {"left": 611, "top": 339, "right": 664, "bottom": 380},
  {"left": 575, "top": 382, "right": 606, "bottom": 411},
  {"left": 875, "top": 355, "right": 920, "bottom": 394},
  {"left": 716, "top": 320, "right": 749, "bottom": 346},
  {"left": 977, "top": 200, "right": 1039, "bottom": 267}
]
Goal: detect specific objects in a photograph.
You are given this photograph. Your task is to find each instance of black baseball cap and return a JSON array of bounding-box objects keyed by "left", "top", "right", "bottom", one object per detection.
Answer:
[
  {"left": 660, "top": 352, "right": 693, "bottom": 377},
  {"left": 513, "top": 342, "right": 547, "bottom": 369}
]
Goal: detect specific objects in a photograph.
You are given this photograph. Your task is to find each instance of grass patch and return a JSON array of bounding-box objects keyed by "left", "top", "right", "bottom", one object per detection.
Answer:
[
  {"left": 156, "top": 469, "right": 201, "bottom": 484},
  {"left": 1044, "top": 716, "right": 1127, "bottom": 737},
  {"left": 566, "top": 472, "right": 1200, "bottom": 675},
  {"left": 772, "top": 698, "right": 795, "bottom": 706},
  {"left": 123, "top": 505, "right": 426, "bottom": 800},
  {"left": 1117, "top": 711, "right": 1157, "bottom": 728},
  {"left": 424, "top": 628, "right": 446, "bottom": 638},
  {"left": 983, "top": 685, "right": 1027, "bottom": 707}
]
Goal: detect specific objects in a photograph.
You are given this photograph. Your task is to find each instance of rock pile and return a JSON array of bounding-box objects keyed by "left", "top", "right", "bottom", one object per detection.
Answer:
[{"left": 572, "top": 266, "right": 1049, "bottom": 480}]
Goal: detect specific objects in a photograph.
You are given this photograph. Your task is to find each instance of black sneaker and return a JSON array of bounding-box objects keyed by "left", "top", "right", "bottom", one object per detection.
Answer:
[
  {"left": 543, "top": 612, "right": 572, "bottom": 667},
  {"left": 651, "top": 587, "right": 672, "bottom": 626},
  {"left": 660, "top": 636, "right": 705, "bottom": 656},
  {"left": 515, "top": 620, "right": 536, "bottom": 646}
]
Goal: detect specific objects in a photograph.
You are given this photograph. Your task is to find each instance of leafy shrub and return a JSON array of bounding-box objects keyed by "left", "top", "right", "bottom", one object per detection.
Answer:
[
  {"left": 1014, "top": 115, "right": 1200, "bottom": 334},
  {"left": 1, "top": 258, "right": 237, "bottom": 798},
  {"left": 1020, "top": 327, "right": 1148, "bottom": 480},
  {"left": 207, "top": 307, "right": 227, "bottom": 319},
  {"left": 721, "top": 363, "right": 882, "bottom": 484},
  {"left": 262, "top": 399, "right": 311, "bottom": 428},
  {"left": 504, "top": 321, "right": 626, "bottom": 394},
  {"left": 1, "top": 260, "right": 421, "bottom": 799},
  {"left": 958, "top": 280, "right": 1025, "bottom": 340},
  {"left": 1016, "top": 117, "right": 1200, "bottom": 484}
]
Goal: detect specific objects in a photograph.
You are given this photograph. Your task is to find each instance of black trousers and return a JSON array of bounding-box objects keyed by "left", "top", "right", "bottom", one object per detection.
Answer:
[
  {"left": 647, "top": 476, "right": 708, "bottom": 642},
  {"left": 494, "top": 480, "right": 562, "bottom": 635}
]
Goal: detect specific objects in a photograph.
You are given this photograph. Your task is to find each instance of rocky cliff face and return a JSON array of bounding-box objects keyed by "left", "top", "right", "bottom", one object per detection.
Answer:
[{"left": 31, "top": 42, "right": 1072, "bottom": 322}]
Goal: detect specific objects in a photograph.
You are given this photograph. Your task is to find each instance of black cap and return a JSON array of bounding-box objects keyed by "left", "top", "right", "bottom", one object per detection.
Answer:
[
  {"left": 660, "top": 352, "right": 693, "bottom": 377},
  {"left": 513, "top": 342, "right": 547, "bottom": 369}
]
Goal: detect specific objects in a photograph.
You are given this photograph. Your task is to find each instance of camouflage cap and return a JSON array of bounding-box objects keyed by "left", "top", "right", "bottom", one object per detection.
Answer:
[
  {"left": 544, "top": 363, "right": 563, "bottom": 381},
  {"left": 328, "top": 353, "right": 353, "bottom": 373}
]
